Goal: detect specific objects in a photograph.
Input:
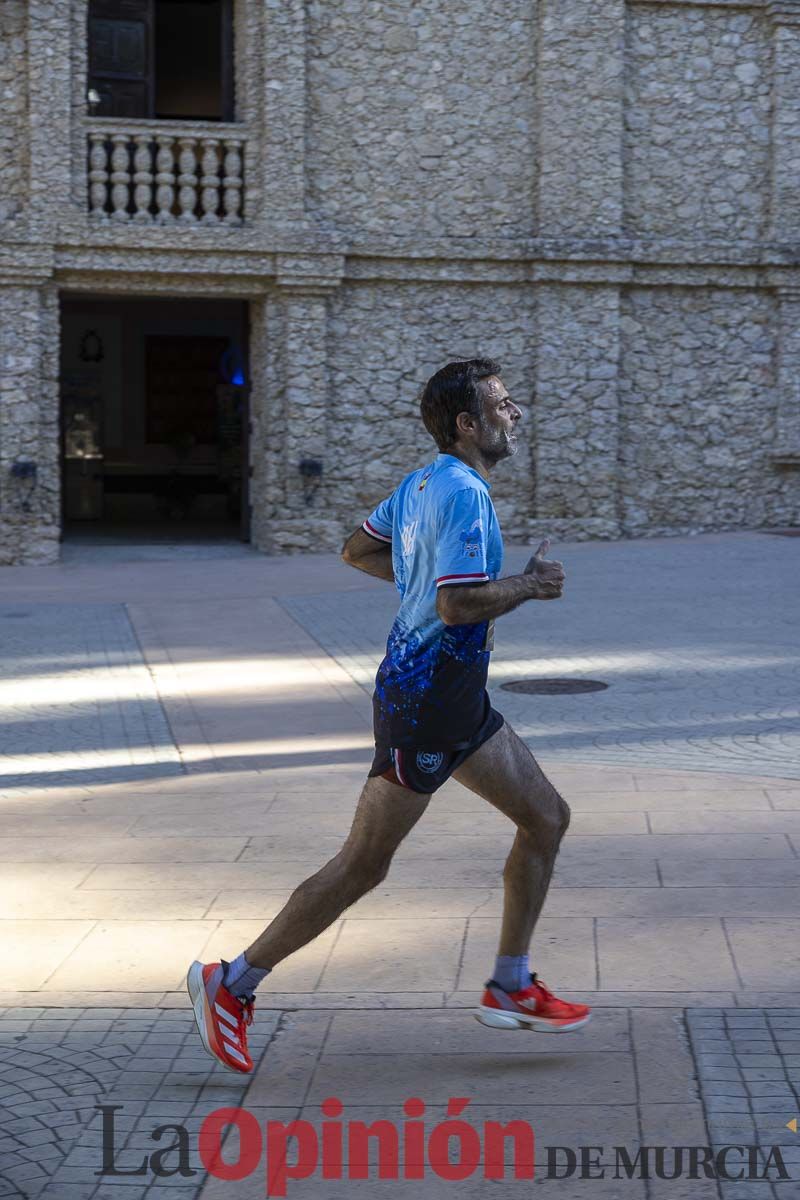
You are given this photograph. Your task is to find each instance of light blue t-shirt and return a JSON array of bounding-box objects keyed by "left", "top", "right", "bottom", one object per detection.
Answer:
[{"left": 362, "top": 452, "right": 504, "bottom": 747}]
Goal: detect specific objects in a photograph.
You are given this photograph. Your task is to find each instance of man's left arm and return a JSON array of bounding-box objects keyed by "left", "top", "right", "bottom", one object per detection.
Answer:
[
  {"left": 341, "top": 527, "right": 395, "bottom": 582},
  {"left": 341, "top": 488, "right": 397, "bottom": 581}
]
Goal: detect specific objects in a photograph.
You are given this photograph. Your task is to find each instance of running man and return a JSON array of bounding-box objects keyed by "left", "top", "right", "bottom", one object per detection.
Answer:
[{"left": 188, "top": 358, "right": 590, "bottom": 1073}]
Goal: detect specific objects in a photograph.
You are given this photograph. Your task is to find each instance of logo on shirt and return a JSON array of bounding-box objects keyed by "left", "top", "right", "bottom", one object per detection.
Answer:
[
  {"left": 400, "top": 521, "right": 418, "bottom": 556},
  {"left": 460, "top": 519, "right": 484, "bottom": 558},
  {"left": 416, "top": 750, "right": 445, "bottom": 773},
  {"left": 418, "top": 467, "right": 434, "bottom": 492}
]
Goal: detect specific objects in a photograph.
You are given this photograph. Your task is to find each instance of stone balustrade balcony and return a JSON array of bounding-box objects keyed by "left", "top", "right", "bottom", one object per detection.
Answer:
[{"left": 84, "top": 118, "right": 247, "bottom": 226}]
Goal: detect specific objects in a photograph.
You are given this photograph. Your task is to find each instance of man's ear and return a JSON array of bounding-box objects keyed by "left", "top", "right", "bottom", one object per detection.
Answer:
[{"left": 454, "top": 410, "right": 478, "bottom": 439}]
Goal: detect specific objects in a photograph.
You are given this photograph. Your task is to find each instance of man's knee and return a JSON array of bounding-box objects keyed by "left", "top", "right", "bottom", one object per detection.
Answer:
[
  {"left": 337, "top": 842, "right": 394, "bottom": 895},
  {"left": 517, "top": 788, "right": 570, "bottom": 844},
  {"left": 545, "top": 793, "right": 570, "bottom": 843}
]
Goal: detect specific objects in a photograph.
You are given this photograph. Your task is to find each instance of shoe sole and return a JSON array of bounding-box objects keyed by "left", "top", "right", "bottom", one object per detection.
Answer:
[
  {"left": 474, "top": 1005, "right": 592, "bottom": 1033},
  {"left": 187, "top": 961, "right": 250, "bottom": 1075}
]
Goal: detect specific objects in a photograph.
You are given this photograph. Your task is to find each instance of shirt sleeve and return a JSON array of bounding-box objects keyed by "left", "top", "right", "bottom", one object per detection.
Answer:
[
  {"left": 434, "top": 487, "right": 491, "bottom": 588},
  {"left": 361, "top": 490, "right": 395, "bottom": 543}
]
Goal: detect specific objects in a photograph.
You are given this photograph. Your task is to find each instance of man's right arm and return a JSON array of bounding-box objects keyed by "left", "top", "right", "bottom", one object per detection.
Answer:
[{"left": 437, "top": 539, "right": 564, "bottom": 626}]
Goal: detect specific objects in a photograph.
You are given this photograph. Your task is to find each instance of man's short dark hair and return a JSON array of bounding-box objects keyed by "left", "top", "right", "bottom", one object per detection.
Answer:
[{"left": 419, "top": 358, "right": 502, "bottom": 452}]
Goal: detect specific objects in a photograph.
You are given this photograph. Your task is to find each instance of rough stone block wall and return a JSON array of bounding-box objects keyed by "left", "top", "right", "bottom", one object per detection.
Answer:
[
  {"left": 625, "top": 4, "right": 771, "bottom": 240},
  {"left": 2, "top": 0, "right": 800, "bottom": 565},
  {"left": 537, "top": 0, "right": 626, "bottom": 236},
  {"left": 249, "top": 294, "right": 286, "bottom": 555},
  {"left": 0, "top": 2, "right": 28, "bottom": 224},
  {"left": 324, "top": 281, "right": 537, "bottom": 541},
  {"left": 534, "top": 284, "right": 621, "bottom": 539},
  {"left": 618, "top": 286, "right": 798, "bottom": 534},
  {"left": 0, "top": 284, "right": 60, "bottom": 565},
  {"left": 306, "top": 0, "right": 538, "bottom": 238}
]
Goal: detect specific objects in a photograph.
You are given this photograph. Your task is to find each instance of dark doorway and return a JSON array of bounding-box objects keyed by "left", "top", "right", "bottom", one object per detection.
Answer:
[
  {"left": 59, "top": 296, "right": 250, "bottom": 544},
  {"left": 88, "top": 0, "right": 234, "bottom": 121}
]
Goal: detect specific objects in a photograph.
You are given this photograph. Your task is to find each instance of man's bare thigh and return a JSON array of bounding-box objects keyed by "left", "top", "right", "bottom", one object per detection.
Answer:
[
  {"left": 450, "top": 720, "right": 562, "bottom": 827},
  {"left": 343, "top": 773, "right": 431, "bottom": 860}
]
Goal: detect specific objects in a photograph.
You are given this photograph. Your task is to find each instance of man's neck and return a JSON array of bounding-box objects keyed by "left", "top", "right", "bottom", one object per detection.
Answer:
[{"left": 442, "top": 444, "right": 492, "bottom": 483}]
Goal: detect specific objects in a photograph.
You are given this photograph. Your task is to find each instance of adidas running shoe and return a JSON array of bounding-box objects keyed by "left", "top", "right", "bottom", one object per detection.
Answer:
[
  {"left": 187, "top": 960, "right": 255, "bottom": 1073},
  {"left": 476, "top": 973, "right": 591, "bottom": 1033}
]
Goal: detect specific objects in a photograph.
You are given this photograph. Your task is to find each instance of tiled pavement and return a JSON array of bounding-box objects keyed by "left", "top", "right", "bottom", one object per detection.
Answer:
[
  {"left": 2, "top": 1005, "right": 797, "bottom": 1198},
  {"left": 281, "top": 532, "right": 800, "bottom": 780},
  {"left": 686, "top": 1008, "right": 800, "bottom": 1200},
  {"left": 0, "top": 603, "right": 181, "bottom": 789},
  {"left": 0, "top": 534, "right": 798, "bottom": 1197},
  {"left": 0, "top": 1007, "right": 279, "bottom": 1199}
]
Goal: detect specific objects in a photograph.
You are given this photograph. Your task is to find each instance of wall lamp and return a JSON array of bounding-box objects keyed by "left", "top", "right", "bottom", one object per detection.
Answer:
[
  {"left": 298, "top": 458, "right": 323, "bottom": 505},
  {"left": 10, "top": 460, "right": 38, "bottom": 513}
]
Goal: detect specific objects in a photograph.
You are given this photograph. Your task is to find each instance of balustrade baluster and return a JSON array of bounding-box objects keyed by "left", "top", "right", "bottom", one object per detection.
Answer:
[
  {"left": 177, "top": 137, "right": 199, "bottom": 222},
  {"left": 88, "top": 133, "right": 109, "bottom": 220},
  {"left": 109, "top": 134, "right": 131, "bottom": 221},
  {"left": 200, "top": 139, "right": 221, "bottom": 224},
  {"left": 154, "top": 135, "right": 176, "bottom": 224},
  {"left": 132, "top": 135, "right": 153, "bottom": 222},
  {"left": 222, "top": 139, "right": 243, "bottom": 226}
]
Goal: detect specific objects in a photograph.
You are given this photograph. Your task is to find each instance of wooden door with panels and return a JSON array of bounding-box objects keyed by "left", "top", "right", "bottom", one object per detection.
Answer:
[{"left": 87, "top": 0, "right": 234, "bottom": 121}]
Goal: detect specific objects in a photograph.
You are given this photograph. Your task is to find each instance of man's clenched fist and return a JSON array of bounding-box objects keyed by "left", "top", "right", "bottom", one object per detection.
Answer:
[{"left": 523, "top": 537, "right": 565, "bottom": 600}]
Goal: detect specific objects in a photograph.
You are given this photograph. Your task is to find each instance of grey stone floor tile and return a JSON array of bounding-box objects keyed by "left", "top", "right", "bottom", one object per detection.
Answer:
[
  {"left": 708, "top": 1119, "right": 758, "bottom": 1143},
  {"left": 718, "top": 1188, "right": 778, "bottom": 1199},
  {"left": 747, "top": 1082, "right": 795, "bottom": 1097},
  {"left": 706, "top": 1098, "right": 753, "bottom": 1113}
]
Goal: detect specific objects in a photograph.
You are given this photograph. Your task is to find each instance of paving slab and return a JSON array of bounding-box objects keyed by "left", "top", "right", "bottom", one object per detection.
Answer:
[
  {"left": 305, "top": 1048, "right": 638, "bottom": 1106},
  {"left": 597, "top": 918, "right": 740, "bottom": 991},
  {"left": 317, "top": 917, "right": 465, "bottom": 992},
  {"left": 41, "top": 922, "right": 219, "bottom": 992},
  {"left": 724, "top": 921, "right": 800, "bottom": 991},
  {"left": 206, "top": 887, "right": 493, "bottom": 920},
  {"left": 0, "top": 922, "right": 97, "bottom": 990},
  {"left": 321, "top": 1007, "right": 630, "bottom": 1056}
]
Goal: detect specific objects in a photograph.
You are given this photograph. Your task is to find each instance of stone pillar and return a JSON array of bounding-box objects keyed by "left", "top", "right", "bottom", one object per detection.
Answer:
[
  {"left": 536, "top": 0, "right": 626, "bottom": 237},
  {"left": 27, "top": 0, "right": 73, "bottom": 229},
  {"left": 260, "top": 0, "right": 308, "bottom": 229},
  {"left": 767, "top": 2, "right": 800, "bottom": 241},
  {"left": 249, "top": 255, "right": 345, "bottom": 553},
  {"left": 772, "top": 286, "right": 800, "bottom": 463},
  {"left": 0, "top": 280, "right": 60, "bottom": 564},
  {"left": 0, "top": 1, "right": 28, "bottom": 223},
  {"left": 533, "top": 283, "right": 621, "bottom": 539}
]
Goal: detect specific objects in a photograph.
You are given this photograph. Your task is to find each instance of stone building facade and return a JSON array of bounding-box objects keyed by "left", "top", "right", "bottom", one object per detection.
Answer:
[{"left": 1, "top": 0, "right": 799, "bottom": 564}]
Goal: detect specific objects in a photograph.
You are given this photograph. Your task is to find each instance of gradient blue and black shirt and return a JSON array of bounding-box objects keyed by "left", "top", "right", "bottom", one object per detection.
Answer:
[{"left": 362, "top": 452, "right": 504, "bottom": 748}]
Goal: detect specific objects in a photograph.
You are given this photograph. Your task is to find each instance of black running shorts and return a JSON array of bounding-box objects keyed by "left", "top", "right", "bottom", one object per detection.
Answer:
[{"left": 368, "top": 691, "right": 504, "bottom": 795}]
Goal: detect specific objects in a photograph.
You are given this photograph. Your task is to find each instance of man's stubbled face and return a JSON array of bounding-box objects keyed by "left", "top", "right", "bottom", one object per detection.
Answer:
[{"left": 475, "top": 375, "right": 522, "bottom": 464}]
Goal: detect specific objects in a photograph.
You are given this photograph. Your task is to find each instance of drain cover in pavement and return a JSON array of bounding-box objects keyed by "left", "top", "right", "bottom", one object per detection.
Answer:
[{"left": 500, "top": 678, "right": 609, "bottom": 695}]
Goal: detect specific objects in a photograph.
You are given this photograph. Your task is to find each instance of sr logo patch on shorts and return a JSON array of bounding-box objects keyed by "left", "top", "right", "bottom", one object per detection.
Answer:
[{"left": 388, "top": 746, "right": 457, "bottom": 792}]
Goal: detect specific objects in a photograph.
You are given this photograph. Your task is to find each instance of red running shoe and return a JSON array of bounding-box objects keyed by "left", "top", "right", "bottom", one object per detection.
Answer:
[
  {"left": 187, "top": 960, "right": 255, "bottom": 1073},
  {"left": 476, "top": 973, "right": 591, "bottom": 1033}
]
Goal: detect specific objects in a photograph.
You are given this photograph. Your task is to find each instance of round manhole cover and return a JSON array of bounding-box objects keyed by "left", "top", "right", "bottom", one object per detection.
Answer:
[{"left": 500, "top": 678, "right": 609, "bottom": 695}]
